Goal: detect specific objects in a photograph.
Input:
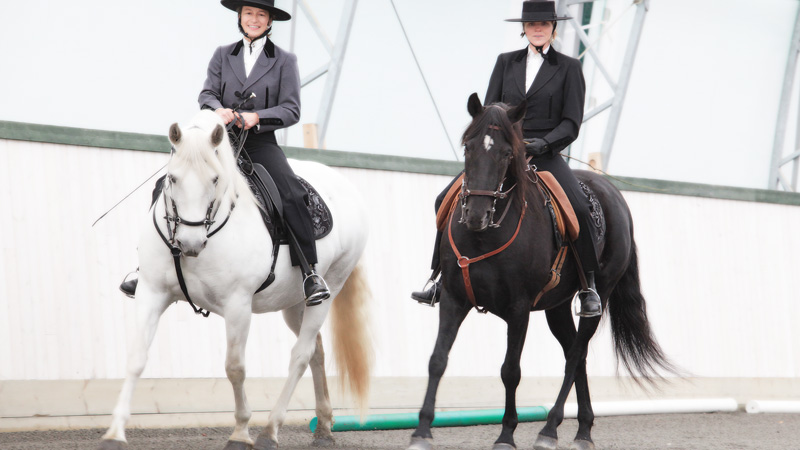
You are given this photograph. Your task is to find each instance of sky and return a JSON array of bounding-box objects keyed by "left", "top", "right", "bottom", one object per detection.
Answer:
[{"left": 1, "top": 0, "right": 799, "bottom": 189}]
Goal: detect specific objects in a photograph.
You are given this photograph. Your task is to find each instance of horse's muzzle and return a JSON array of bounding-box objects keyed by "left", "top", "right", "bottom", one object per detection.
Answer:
[{"left": 176, "top": 239, "right": 207, "bottom": 257}]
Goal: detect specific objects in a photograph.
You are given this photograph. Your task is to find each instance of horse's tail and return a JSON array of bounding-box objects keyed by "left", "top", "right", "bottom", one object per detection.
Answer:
[
  {"left": 608, "top": 240, "right": 676, "bottom": 386},
  {"left": 330, "top": 262, "right": 373, "bottom": 414}
]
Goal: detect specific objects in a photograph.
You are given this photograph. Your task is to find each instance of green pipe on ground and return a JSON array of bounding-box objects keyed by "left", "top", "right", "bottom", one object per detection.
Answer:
[{"left": 309, "top": 406, "right": 550, "bottom": 432}]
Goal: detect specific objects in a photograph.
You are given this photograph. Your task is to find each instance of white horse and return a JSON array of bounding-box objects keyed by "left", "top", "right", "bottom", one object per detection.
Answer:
[{"left": 99, "top": 110, "right": 372, "bottom": 450}]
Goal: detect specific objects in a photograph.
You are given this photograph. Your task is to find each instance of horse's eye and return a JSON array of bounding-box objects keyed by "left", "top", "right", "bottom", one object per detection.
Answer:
[
  {"left": 169, "top": 175, "right": 177, "bottom": 184},
  {"left": 212, "top": 176, "right": 219, "bottom": 185}
]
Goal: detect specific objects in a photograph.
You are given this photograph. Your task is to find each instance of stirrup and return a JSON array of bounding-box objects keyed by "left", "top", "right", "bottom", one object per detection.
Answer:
[
  {"left": 119, "top": 271, "right": 138, "bottom": 299},
  {"left": 573, "top": 288, "right": 602, "bottom": 317},
  {"left": 303, "top": 272, "right": 330, "bottom": 305},
  {"left": 413, "top": 278, "right": 438, "bottom": 307}
]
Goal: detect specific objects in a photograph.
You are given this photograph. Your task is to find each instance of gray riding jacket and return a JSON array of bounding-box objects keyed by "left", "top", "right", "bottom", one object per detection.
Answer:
[{"left": 198, "top": 38, "right": 300, "bottom": 133}]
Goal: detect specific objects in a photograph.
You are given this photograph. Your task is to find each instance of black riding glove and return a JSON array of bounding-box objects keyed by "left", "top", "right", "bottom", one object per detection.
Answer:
[{"left": 525, "top": 138, "right": 551, "bottom": 157}]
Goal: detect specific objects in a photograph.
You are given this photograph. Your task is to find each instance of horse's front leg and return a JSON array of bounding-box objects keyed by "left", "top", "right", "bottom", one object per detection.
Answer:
[
  {"left": 535, "top": 304, "right": 600, "bottom": 450},
  {"left": 493, "top": 308, "right": 530, "bottom": 450},
  {"left": 98, "top": 285, "right": 170, "bottom": 449},
  {"left": 408, "top": 291, "right": 471, "bottom": 450},
  {"left": 254, "top": 301, "right": 333, "bottom": 450},
  {"left": 222, "top": 299, "right": 255, "bottom": 450},
  {"left": 281, "top": 303, "right": 335, "bottom": 447}
]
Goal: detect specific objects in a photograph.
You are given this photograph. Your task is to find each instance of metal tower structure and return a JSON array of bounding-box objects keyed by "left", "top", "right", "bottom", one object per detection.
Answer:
[
  {"left": 769, "top": 7, "right": 800, "bottom": 191},
  {"left": 287, "top": 0, "right": 358, "bottom": 147},
  {"left": 557, "top": 0, "right": 650, "bottom": 170}
]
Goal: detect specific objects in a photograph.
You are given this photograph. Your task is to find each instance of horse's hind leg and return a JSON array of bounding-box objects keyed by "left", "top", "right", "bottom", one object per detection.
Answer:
[
  {"left": 535, "top": 304, "right": 600, "bottom": 450},
  {"left": 255, "top": 301, "right": 333, "bottom": 450},
  {"left": 408, "top": 293, "right": 471, "bottom": 450},
  {"left": 99, "top": 287, "right": 169, "bottom": 449},
  {"left": 222, "top": 301, "right": 255, "bottom": 450},
  {"left": 281, "top": 303, "right": 335, "bottom": 447},
  {"left": 493, "top": 309, "right": 531, "bottom": 450}
]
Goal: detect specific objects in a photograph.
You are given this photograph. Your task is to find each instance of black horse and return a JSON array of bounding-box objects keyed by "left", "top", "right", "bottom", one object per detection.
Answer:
[{"left": 407, "top": 94, "right": 673, "bottom": 450}]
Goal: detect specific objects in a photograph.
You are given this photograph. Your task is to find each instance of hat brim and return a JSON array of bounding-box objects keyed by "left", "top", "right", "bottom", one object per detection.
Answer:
[
  {"left": 221, "top": 0, "right": 292, "bottom": 21},
  {"left": 505, "top": 15, "right": 572, "bottom": 22}
]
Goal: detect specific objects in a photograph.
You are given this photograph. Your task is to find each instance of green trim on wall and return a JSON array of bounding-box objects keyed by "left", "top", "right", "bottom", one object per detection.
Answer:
[{"left": 3, "top": 120, "right": 800, "bottom": 206}]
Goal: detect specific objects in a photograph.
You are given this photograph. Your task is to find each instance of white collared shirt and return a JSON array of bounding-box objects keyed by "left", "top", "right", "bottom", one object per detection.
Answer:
[
  {"left": 525, "top": 44, "right": 550, "bottom": 93},
  {"left": 243, "top": 36, "right": 267, "bottom": 77}
]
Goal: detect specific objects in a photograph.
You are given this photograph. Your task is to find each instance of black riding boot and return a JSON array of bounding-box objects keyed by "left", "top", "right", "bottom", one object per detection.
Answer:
[
  {"left": 411, "top": 278, "right": 441, "bottom": 306},
  {"left": 119, "top": 271, "right": 138, "bottom": 298},
  {"left": 303, "top": 266, "right": 330, "bottom": 306},
  {"left": 577, "top": 271, "right": 602, "bottom": 317}
]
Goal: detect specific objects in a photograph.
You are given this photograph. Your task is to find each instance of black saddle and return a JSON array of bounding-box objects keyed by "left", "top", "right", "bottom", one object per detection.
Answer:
[{"left": 243, "top": 161, "right": 333, "bottom": 245}]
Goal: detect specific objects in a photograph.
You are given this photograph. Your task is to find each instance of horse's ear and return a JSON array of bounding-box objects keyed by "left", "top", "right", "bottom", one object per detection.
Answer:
[
  {"left": 169, "top": 123, "right": 182, "bottom": 145},
  {"left": 467, "top": 92, "right": 483, "bottom": 118},
  {"left": 507, "top": 100, "right": 526, "bottom": 124},
  {"left": 211, "top": 124, "right": 225, "bottom": 147}
]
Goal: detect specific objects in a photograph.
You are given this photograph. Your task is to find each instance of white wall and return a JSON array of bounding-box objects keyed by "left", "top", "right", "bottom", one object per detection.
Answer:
[
  {"left": 1, "top": 138, "right": 799, "bottom": 384},
  {"left": 1, "top": 0, "right": 797, "bottom": 188}
]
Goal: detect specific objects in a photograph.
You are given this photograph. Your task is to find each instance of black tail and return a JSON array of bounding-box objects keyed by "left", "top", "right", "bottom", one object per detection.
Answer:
[{"left": 608, "top": 241, "right": 675, "bottom": 386}]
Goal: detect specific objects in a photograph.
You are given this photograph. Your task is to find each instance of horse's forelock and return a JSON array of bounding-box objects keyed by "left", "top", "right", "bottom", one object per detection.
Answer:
[{"left": 169, "top": 119, "right": 255, "bottom": 207}]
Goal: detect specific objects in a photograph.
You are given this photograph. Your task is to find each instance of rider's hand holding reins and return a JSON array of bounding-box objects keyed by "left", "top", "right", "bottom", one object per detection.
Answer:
[
  {"left": 525, "top": 138, "right": 551, "bottom": 157},
  {"left": 236, "top": 112, "right": 260, "bottom": 130},
  {"left": 215, "top": 108, "right": 236, "bottom": 125}
]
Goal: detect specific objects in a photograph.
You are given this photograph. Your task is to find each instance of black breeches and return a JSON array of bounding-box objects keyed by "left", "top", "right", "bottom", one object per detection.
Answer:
[{"left": 245, "top": 136, "right": 317, "bottom": 266}]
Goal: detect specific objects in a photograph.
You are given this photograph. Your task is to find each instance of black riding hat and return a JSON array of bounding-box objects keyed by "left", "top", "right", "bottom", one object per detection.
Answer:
[
  {"left": 221, "top": 0, "right": 291, "bottom": 21},
  {"left": 505, "top": 0, "right": 572, "bottom": 22}
]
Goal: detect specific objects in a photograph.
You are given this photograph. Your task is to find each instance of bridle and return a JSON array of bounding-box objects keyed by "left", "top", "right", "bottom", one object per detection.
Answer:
[
  {"left": 152, "top": 147, "right": 237, "bottom": 317},
  {"left": 458, "top": 124, "right": 518, "bottom": 228}
]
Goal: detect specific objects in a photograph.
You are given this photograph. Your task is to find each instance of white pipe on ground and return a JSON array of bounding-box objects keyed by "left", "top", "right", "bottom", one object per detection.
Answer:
[
  {"left": 561, "top": 398, "right": 739, "bottom": 418},
  {"left": 746, "top": 400, "right": 800, "bottom": 414}
]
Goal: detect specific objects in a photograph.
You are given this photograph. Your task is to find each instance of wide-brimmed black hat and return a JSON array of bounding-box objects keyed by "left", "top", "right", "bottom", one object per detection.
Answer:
[
  {"left": 505, "top": 0, "right": 572, "bottom": 22},
  {"left": 221, "top": 0, "right": 291, "bottom": 21}
]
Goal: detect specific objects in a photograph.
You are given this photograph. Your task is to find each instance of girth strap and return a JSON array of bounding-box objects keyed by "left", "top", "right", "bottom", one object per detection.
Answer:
[
  {"left": 447, "top": 197, "right": 527, "bottom": 313},
  {"left": 532, "top": 244, "right": 569, "bottom": 308}
]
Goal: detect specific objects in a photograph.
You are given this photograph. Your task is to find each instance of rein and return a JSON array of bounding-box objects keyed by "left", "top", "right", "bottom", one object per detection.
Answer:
[{"left": 154, "top": 179, "right": 236, "bottom": 318}]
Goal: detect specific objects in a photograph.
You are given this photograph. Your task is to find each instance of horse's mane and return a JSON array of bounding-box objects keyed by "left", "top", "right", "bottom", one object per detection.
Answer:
[
  {"left": 461, "top": 104, "right": 529, "bottom": 204},
  {"left": 171, "top": 111, "right": 256, "bottom": 208}
]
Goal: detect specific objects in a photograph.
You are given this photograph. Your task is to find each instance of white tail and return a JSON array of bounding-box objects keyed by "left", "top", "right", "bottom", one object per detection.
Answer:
[{"left": 330, "top": 262, "right": 373, "bottom": 414}]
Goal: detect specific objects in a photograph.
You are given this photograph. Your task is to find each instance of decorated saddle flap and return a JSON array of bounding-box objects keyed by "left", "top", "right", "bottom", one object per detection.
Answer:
[
  {"left": 245, "top": 163, "right": 333, "bottom": 244},
  {"left": 435, "top": 171, "right": 579, "bottom": 242}
]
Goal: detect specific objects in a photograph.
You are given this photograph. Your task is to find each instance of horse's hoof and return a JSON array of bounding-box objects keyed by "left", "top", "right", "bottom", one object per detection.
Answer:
[
  {"left": 253, "top": 435, "right": 279, "bottom": 450},
  {"left": 97, "top": 440, "right": 128, "bottom": 450},
  {"left": 407, "top": 436, "right": 433, "bottom": 450},
  {"left": 533, "top": 434, "right": 558, "bottom": 450},
  {"left": 223, "top": 440, "right": 254, "bottom": 450},
  {"left": 312, "top": 436, "right": 335, "bottom": 447},
  {"left": 569, "top": 439, "right": 595, "bottom": 450},
  {"left": 492, "top": 443, "right": 516, "bottom": 450}
]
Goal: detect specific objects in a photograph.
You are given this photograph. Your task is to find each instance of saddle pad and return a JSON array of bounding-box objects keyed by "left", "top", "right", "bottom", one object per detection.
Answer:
[{"left": 537, "top": 171, "right": 580, "bottom": 241}]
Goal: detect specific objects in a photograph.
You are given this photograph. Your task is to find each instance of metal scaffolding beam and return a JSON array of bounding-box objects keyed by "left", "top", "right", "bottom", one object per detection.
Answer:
[
  {"left": 558, "top": 0, "right": 650, "bottom": 170},
  {"left": 769, "top": 6, "right": 800, "bottom": 191},
  {"left": 287, "top": 0, "right": 358, "bottom": 148}
]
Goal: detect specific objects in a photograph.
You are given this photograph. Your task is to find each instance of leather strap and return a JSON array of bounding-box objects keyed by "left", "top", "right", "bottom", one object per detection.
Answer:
[
  {"left": 532, "top": 244, "right": 569, "bottom": 308},
  {"left": 447, "top": 197, "right": 527, "bottom": 313}
]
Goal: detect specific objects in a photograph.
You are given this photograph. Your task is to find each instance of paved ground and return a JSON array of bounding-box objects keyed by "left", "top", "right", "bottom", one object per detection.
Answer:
[{"left": 0, "top": 412, "right": 798, "bottom": 449}]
